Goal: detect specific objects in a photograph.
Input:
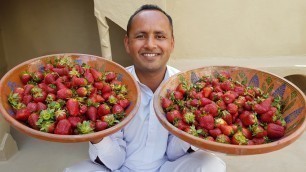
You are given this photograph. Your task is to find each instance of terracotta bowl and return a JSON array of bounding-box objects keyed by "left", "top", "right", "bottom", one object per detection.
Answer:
[
  {"left": 0, "top": 53, "right": 140, "bottom": 143},
  {"left": 154, "top": 66, "right": 306, "bottom": 155}
]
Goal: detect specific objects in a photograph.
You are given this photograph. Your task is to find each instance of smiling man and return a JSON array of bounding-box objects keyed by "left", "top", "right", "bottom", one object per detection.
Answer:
[{"left": 65, "top": 4, "right": 226, "bottom": 172}]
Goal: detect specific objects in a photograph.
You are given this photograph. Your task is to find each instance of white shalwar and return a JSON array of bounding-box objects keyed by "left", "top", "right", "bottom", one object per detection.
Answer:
[{"left": 64, "top": 66, "right": 226, "bottom": 172}]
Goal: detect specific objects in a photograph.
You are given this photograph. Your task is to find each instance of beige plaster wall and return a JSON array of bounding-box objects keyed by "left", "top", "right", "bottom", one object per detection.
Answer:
[
  {"left": 1, "top": 0, "right": 101, "bottom": 70},
  {"left": 167, "top": 0, "right": 306, "bottom": 59}
]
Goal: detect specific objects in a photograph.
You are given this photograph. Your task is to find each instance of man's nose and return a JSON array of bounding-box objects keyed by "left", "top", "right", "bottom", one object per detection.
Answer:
[{"left": 144, "top": 37, "right": 157, "bottom": 49}]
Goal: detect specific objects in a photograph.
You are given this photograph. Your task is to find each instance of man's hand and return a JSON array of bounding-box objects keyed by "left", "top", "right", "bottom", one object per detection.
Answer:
[{"left": 90, "top": 138, "right": 103, "bottom": 144}]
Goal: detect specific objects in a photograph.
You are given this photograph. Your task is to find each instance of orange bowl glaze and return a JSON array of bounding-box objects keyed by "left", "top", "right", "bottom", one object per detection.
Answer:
[
  {"left": 154, "top": 66, "right": 306, "bottom": 155},
  {"left": 0, "top": 53, "right": 140, "bottom": 143}
]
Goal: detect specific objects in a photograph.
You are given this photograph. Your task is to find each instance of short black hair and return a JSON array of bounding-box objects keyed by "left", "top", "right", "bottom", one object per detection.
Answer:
[{"left": 126, "top": 4, "right": 173, "bottom": 36}]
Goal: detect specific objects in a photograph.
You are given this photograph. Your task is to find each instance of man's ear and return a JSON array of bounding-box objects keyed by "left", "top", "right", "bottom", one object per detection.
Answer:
[
  {"left": 124, "top": 34, "right": 130, "bottom": 54},
  {"left": 170, "top": 35, "right": 175, "bottom": 53}
]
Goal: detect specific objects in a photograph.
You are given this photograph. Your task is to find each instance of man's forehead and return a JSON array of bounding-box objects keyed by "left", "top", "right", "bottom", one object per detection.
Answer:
[{"left": 130, "top": 10, "right": 172, "bottom": 33}]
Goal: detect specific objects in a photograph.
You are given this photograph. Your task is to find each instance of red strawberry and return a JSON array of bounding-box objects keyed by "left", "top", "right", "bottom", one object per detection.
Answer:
[
  {"left": 253, "top": 97, "right": 273, "bottom": 114},
  {"left": 55, "top": 81, "right": 68, "bottom": 90},
  {"left": 252, "top": 137, "right": 266, "bottom": 145},
  {"left": 215, "top": 118, "right": 228, "bottom": 129},
  {"left": 93, "top": 81, "right": 104, "bottom": 90},
  {"left": 26, "top": 102, "right": 38, "bottom": 113},
  {"left": 37, "top": 102, "right": 47, "bottom": 111},
  {"left": 86, "top": 106, "right": 98, "bottom": 121},
  {"left": 118, "top": 99, "right": 130, "bottom": 109},
  {"left": 222, "top": 91, "right": 236, "bottom": 104},
  {"left": 182, "top": 112, "right": 195, "bottom": 124},
  {"left": 166, "top": 110, "right": 182, "bottom": 124},
  {"left": 205, "top": 136, "right": 215, "bottom": 142},
  {"left": 216, "top": 99, "right": 226, "bottom": 110},
  {"left": 71, "top": 77, "right": 88, "bottom": 87},
  {"left": 202, "top": 86, "right": 213, "bottom": 98},
  {"left": 172, "top": 91, "right": 184, "bottom": 100},
  {"left": 215, "top": 134, "right": 231, "bottom": 144},
  {"left": 161, "top": 97, "right": 173, "bottom": 110},
  {"left": 40, "top": 121, "right": 55, "bottom": 133},
  {"left": 47, "top": 84, "right": 57, "bottom": 94},
  {"left": 24, "top": 84, "right": 35, "bottom": 95},
  {"left": 84, "top": 69, "right": 94, "bottom": 84},
  {"left": 198, "top": 114, "right": 214, "bottom": 130},
  {"left": 220, "top": 80, "right": 233, "bottom": 91},
  {"left": 267, "top": 123, "right": 285, "bottom": 139},
  {"left": 98, "top": 104, "right": 111, "bottom": 116},
  {"left": 251, "top": 125, "right": 267, "bottom": 138},
  {"left": 52, "top": 67, "right": 69, "bottom": 76},
  {"left": 13, "top": 87, "right": 25, "bottom": 97},
  {"left": 57, "top": 88, "right": 72, "bottom": 99},
  {"left": 38, "top": 83, "right": 48, "bottom": 92},
  {"left": 68, "top": 116, "right": 82, "bottom": 128},
  {"left": 199, "top": 97, "right": 212, "bottom": 107},
  {"left": 79, "top": 104, "right": 88, "bottom": 114},
  {"left": 176, "top": 83, "right": 188, "bottom": 95},
  {"left": 242, "top": 127, "right": 253, "bottom": 139},
  {"left": 22, "top": 94, "right": 33, "bottom": 105},
  {"left": 234, "top": 85, "right": 245, "bottom": 96},
  {"left": 66, "top": 99, "right": 80, "bottom": 116},
  {"left": 112, "top": 104, "right": 124, "bottom": 114},
  {"left": 55, "top": 109, "right": 67, "bottom": 121},
  {"left": 101, "top": 84, "right": 112, "bottom": 93},
  {"left": 221, "top": 110, "right": 233, "bottom": 125},
  {"left": 220, "top": 125, "right": 235, "bottom": 136},
  {"left": 227, "top": 103, "right": 238, "bottom": 114},
  {"left": 209, "top": 128, "right": 222, "bottom": 138},
  {"left": 209, "top": 92, "right": 223, "bottom": 101},
  {"left": 54, "top": 119, "right": 72, "bottom": 135},
  {"left": 260, "top": 107, "right": 276, "bottom": 123},
  {"left": 90, "top": 68, "right": 103, "bottom": 81},
  {"left": 202, "top": 103, "right": 218, "bottom": 117},
  {"left": 32, "top": 71, "right": 44, "bottom": 82},
  {"left": 101, "top": 114, "right": 116, "bottom": 127},
  {"left": 76, "top": 121, "right": 95, "bottom": 134},
  {"left": 105, "top": 72, "right": 116, "bottom": 82},
  {"left": 231, "top": 131, "right": 248, "bottom": 145},
  {"left": 44, "top": 73, "right": 57, "bottom": 84},
  {"left": 174, "top": 120, "right": 189, "bottom": 130},
  {"left": 46, "top": 93, "right": 56, "bottom": 103},
  {"left": 33, "top": 91, "right": 47, "bottom": 103},
  {"left": 95, "top": 120, "right": 108, "bottom": 131},
  {"left": 28, "top": 113, "right": 39, "bottom": 130},
  {"left": 20, "top": 71, "right": 32, "bottom": 84},
  {"left": 76, "top": 87, "right": 88, "bottom": 97},
  {"left": 240, "top": 111, "right": 257, "bottom": 126}
]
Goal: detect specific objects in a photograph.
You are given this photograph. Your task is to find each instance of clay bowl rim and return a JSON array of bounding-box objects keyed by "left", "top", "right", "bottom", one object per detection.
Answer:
[
  {"left": 0, "top": 53, "right": 141, "bottom": 143},
  {"left": 153, "top": 65, "right": 306, "bottom": 155}
]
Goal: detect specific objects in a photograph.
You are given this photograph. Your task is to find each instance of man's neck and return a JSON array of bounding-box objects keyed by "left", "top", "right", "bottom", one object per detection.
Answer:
[{"left": 135, "top": 67, "right": 167, "bottom": 93}]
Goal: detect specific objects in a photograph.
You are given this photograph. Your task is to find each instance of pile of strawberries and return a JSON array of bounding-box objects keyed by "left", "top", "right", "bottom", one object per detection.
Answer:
[
  {"left": 8, "top": 57, "right": 130, "bottom": 135},
  {"left": 161, "top": 71, "right": 286, "bottom": 145}
]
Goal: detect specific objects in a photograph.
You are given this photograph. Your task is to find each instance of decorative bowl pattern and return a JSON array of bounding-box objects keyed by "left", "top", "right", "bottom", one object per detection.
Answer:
[
  {"left": 154, "top": 66, "right": 306, "bottom": 155},
  {"left": 0, "top": 53, "right": 140, "bottom": 143}
]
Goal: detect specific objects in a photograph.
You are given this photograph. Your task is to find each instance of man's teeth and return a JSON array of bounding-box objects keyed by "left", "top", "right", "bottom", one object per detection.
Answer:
[{"left": 143, "top": 53, "right": 158, "bottom": 57}]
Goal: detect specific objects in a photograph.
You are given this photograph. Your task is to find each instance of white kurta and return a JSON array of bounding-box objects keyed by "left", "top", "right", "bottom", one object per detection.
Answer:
[{"left": 88, "top": 65, "right": 191, "bottom": 172}]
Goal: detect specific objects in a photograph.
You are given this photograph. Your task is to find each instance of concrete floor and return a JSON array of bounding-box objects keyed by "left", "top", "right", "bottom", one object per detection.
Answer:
[{"left": 0, "top": 127, "right": 306, "bottom": 172}]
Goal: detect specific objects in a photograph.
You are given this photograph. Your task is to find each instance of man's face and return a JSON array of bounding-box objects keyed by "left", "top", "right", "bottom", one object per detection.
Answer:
[{"left": 124, "top": 10, "right": 174, "bottom": 73}]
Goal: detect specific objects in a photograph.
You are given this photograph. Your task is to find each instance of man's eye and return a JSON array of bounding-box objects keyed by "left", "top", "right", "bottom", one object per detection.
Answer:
[
  {"left": 136, "top": 35, "right": 145, "bottom": 39},
  {"left": 156, "top": 35, "right": 166, "bottom": 39}
]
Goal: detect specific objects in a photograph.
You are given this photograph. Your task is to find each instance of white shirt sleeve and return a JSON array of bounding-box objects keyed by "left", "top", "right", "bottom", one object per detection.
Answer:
[
  {"left": 166, "top": 134, "right": 191, "bottom": 161},
  {"left": 88, "top": 130, "right": 126, "bottom": 171}
]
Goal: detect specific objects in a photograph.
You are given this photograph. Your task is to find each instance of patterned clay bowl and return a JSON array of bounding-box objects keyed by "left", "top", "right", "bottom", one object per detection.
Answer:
[
  {"left": 153, "top": 66, "right": 306, "bottom": 155},
  {"left": 0, "top": 53, "right": 140, "bottom": 143}
]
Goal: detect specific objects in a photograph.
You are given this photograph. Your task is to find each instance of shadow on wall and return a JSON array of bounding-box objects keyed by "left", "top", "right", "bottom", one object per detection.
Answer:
[{"left": 106, "top": 18, "right": 133, "bottom": 67}]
